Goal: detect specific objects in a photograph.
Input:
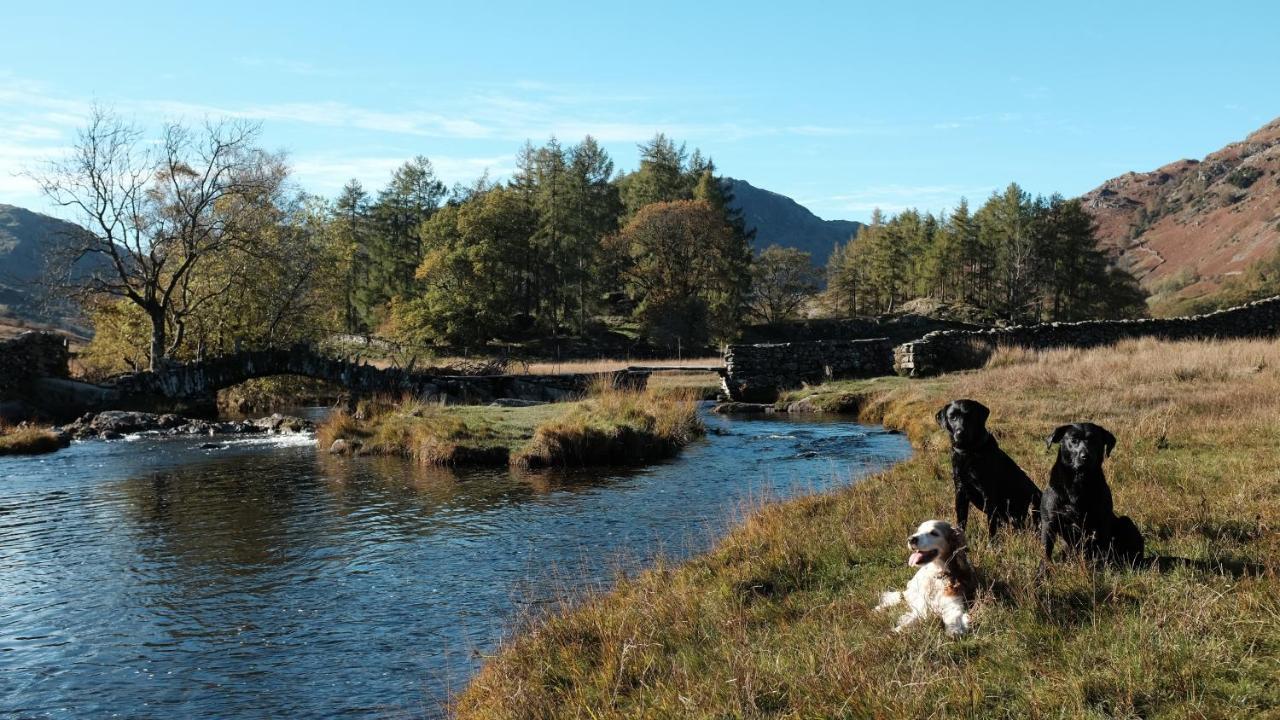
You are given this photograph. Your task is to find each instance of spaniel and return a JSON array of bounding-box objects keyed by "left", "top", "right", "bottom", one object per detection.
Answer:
[{"left": 874, "top": 519, "right": 976, "bottom": 636}]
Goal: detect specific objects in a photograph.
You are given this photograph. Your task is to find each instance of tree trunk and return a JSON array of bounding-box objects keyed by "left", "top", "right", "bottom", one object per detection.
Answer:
[{"left": 148, "top": 306, "right": 167, "bottom": 371}]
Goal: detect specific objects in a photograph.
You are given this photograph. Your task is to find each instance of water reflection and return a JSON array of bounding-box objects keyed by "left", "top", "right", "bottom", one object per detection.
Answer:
[{"left": 0, "top": 409, "right": 909, "bottom": 718}]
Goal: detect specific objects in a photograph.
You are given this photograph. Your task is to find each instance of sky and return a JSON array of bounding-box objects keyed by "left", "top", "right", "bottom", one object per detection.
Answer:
[{"left": 2, "top": 1, "right": 1278, "bottom": 222}]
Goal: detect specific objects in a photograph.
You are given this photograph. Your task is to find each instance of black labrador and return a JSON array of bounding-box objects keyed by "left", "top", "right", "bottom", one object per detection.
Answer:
[
  {"left": 1041, "top": 423, "right": 1145, "bottom": 566},
  {"left": 936, "top": 399, "right": 1042, "bottom": 539}
]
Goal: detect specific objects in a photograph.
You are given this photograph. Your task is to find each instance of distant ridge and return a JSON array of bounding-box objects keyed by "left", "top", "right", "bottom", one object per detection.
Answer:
[
  {"left": 1081, "top": 117, "right": 1280, "bottom": 303},
  {"left": 726, "top": 178, "right": 863, "bottom": 264},
  {"left": 0, "top": 203, "right": 97, "bottom": 334}
]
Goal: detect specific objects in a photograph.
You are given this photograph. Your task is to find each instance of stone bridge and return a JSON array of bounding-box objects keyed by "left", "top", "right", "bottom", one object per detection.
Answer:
[{"left": 25, "top": 343, "right": 650, "bottom": 418}]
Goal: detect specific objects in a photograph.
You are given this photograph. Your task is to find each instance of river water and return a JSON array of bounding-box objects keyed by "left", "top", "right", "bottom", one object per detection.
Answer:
[{"left": 0, "top": 408, "right": 910, "bottom": 718}]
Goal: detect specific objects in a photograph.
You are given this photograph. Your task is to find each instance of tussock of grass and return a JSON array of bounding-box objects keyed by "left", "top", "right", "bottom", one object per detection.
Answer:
[
  {"left": 456, "top": 336, "right": 1280, "bottom": 718},
  {"left": 320, "top": 385, "right": 704, "bottom": 469},
  {"left": 512, "top": 383, "right": 703, "bottom": 469},
  {"left": 0, "top": 424, "right": 66, "bottom": 456}
]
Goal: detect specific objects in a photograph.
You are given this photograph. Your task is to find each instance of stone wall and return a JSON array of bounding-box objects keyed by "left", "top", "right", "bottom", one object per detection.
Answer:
[
  {"left": 0, "top": 331, "right": 70, "bottom": 399},
  {"left": 894, "top": 296, "right": 1280, "bottom": 377},
  {"left": 722, "top": 338, "right": 893, "bottom": 402},
  {"left": 740, "top": 314, "right": 985, "bottom": 345}
]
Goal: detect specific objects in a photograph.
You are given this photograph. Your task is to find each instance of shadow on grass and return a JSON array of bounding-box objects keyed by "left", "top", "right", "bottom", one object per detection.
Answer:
[{"left": 1146, "top": 553, "right": 1270, "bottom": 579}]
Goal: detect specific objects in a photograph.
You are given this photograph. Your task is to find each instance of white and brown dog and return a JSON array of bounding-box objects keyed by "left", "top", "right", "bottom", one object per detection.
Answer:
[{"left": 874, "top": 519, "right": 976, "bottom": 636}]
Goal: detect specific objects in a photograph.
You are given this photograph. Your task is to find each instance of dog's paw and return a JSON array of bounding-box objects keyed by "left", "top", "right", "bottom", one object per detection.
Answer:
[{"left": 874, "top": 591, "right": 903, "bottom": 611}]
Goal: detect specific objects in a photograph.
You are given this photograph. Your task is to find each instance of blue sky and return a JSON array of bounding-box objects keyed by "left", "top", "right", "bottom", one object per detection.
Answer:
[{"left": 2, "top": 1, "right": 1278, "bottom": 221}]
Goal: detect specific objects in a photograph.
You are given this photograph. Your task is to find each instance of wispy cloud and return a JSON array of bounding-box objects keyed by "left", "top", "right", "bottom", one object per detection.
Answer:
[
  {"left": 290, "top": 152, "right": 516, "bottom": 195},
  {"left": 811, "top": 183, "right": 997, "bottom": 215}
]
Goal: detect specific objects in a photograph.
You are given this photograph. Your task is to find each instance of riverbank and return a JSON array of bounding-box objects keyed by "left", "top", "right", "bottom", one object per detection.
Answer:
[
  {"left": 456, "top": 337, "right": 1280, "bottom": 717},
  {"left": 320, "top": 384, "right": 704, "bottom": 468},
  {"left": 0, "top": 424, "right": 67, "bottom": 456}
]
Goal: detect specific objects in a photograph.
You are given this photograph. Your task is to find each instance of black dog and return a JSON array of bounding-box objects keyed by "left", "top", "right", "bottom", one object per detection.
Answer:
[
  {"left": 1041, "top": 423, "right": 1145, "bottom": 566},
  {"left": 936, "top": 399, "right": 1042, "bottom": 539}
]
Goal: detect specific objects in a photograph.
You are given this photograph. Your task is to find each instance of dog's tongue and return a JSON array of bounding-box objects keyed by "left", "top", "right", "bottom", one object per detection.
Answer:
[{"left": 908, "top": 551, "right": 925, "bottom": 566}]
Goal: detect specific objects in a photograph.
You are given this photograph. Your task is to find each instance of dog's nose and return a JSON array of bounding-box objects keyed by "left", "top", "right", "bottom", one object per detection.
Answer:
[{"left": 907, "top": 535, "right": 919, "bottom": 547}]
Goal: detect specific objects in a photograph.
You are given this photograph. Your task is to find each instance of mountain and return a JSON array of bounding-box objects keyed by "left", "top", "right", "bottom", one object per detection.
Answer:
[
  {"left": 726, "top": 178, "right": 863, "bottom": 264},
  {"left": 1082, "top": 117, "right": 1280, "bottom": 305},
  {"left": 0, "top": 203, "right": 96, "bottom": 335}
]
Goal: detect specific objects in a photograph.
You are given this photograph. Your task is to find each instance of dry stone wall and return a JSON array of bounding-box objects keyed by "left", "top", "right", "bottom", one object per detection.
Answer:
[
  {"left": 722, "top": 338, "right": 893, "bottom": 402},
  {"left": 894, "top": 296, "right": 1280, "bottom": 377},
  {"left": 0, "top": 332, "right": 70, "bottom": 399}
]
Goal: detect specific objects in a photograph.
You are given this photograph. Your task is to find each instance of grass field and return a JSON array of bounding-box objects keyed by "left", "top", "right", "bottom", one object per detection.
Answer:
[{"left": 456, "top": 336, "right": 1280, "bottom": 718}]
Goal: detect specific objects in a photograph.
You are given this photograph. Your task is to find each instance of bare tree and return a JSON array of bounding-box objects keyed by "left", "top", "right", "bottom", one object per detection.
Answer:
[
  {"left": 34, "top": 107, "right": 279, "bottom": 370},
  {"left": 748, "top": 245, "right": 821, "bottom": 323}
]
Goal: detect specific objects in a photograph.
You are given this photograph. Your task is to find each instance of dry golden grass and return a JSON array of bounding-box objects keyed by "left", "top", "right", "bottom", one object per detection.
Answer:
[
  {"left": 512, "top": 382, "right": 704, "bottom": 469},
  {"left": 320, "top": 384, "right": 705, "bottom": 469},
  {"left": 0, "top": 424, "right": 66, "bottom": 456},
  {"left": 456, "top": 336, "right": 1280, "bottom": 718}
]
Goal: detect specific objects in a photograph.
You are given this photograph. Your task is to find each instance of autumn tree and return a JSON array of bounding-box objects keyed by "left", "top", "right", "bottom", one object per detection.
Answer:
[
  {"left": 749, "top": 245, "right": 820, "bottom": 323},
  {"left": 607, "top": 200, "right": 748, "bottom": 349},
  {"left": 36, "top": 108, "right": 283, "bottom": 369}
]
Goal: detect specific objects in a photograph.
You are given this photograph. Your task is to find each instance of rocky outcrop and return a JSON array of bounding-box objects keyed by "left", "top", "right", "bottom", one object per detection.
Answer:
[
  {"left": 57, "top": 411, "right": 316, "bottom": 441},
  {"left": 894, "top": 295, "right": 1280, "bottom": 377},
  {"left": 1082, "top": 116, "right": 1280, "bottom": 304},
  {"left": 722, "top": 338, "right": 893, "bottom": 402}
]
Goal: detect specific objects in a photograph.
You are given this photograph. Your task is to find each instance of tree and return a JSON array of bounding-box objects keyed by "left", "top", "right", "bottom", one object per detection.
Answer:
[
  {"left": 749, "top": 245, "right": 820, "bottom": 323},
  {"left": 824, "top": 234, "right": 863, "bottom": 315},
  {"left": 391, "top": 187, "right": 537, "bottom": 346},
  {"left": 334, "top": 179, "right": 370, "bottom": 332},
  {"left": 363, "top": 156, "right": 446, "bottom": 323},
  {"left": 619, "top": 133, "right": 689, "bottom": 215},
  {"left": 606, "top": 200, "right": 744, "bottom": 349},
  {"left": 36, "top": 108, "right": 282, "bottom": 369}
]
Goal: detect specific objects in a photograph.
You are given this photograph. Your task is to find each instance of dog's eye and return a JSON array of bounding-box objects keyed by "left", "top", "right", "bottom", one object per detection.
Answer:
[{"left": 929, "top": 530, "right": 939, "bottom": 536}]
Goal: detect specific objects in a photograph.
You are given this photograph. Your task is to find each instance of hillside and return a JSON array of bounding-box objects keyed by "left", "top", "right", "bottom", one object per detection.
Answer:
[
  {"left": 0, "top": 203, "right": 95, "bottom": 335},
  {"left": 727, "top": 177, "right": 863, "bottom": 264},
  {"left": 1082, "top": 117, "right": 1280, "bottom": 306}
]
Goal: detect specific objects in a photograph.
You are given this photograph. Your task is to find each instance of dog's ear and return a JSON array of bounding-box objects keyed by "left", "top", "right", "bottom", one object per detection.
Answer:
[
  {"left": 1098, "top": 426, "right": 1117, "bottom": 457},
  {"left": 935, "top": 403, "right": 951, "bottom": 432},
  {"left": 944, "top": 523, "right": 972, "bottom": 573},
  {"left": 969, "top": 401, "right": 990, "bottom": 425},
  {"left": 1046, "top": 424, "right": 1071, "bottom": 451},
  {"left": 944, "top": 523, "right": 967, "bottom": 554}
]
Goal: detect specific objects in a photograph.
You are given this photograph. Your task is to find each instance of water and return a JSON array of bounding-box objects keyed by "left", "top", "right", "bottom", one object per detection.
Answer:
[{"left": 0, "top": 408, "right": 910, "bottom": 718}]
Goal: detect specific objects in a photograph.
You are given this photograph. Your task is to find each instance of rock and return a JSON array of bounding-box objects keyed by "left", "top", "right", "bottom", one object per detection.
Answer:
[
  {"left": 489, "top": 398, "right": 547, "bottom": 407},
  {"left": 199, "top": 442, "right": 223, "bottom": 450},
  {"left": 90, "top": 410, "right": 163, "bottom": 435},
  {"left": 329, "top": 439, "right": 349, "bottom": 454},
  {"left": 712, "top": 402, "right": 772, "bottom": 414},
  {"left": 100, "top": 430, "right": 124, "bottom": 440}
]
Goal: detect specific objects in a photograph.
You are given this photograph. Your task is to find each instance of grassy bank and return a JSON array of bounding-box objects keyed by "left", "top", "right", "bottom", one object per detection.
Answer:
[
  {"left": 0, "top": 424, "right": 67, "bottom": 456},
  {"left": 456, "top": 337, "right": 1280, "bottom": 718},
  {"left": 320, "top": 384, "right": 703, "bottom": 468}
]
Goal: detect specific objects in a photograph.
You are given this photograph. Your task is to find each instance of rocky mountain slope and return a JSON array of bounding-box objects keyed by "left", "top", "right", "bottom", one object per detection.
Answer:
[
  {"left": 0, "top": 203, "right": 98, "bottom": 335},
  {"left": 727, "top": 178, "right": 863, "bottom": 264},
  {"left": 1082, "top": 117, "right": 1280, "bottom": 303}
]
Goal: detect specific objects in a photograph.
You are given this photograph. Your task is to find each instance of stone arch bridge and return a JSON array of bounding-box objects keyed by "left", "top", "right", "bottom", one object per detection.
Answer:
[{"left": 26, "top": 342, "right": 654, "bottom": 417}]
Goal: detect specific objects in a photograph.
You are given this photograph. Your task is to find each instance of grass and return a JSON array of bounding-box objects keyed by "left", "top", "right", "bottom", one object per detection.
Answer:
[
  {"left": 0, "top": 424, "right": 66, "bottom": 456},
  {"left": 512, "top": 383, "right": 704, "bottom": 469},
  {"left": 455, "top": 336, "right": 1280, "bottom": 718},
  {"left": 320, "top": 383, "right": 704, "bottom": 468}
]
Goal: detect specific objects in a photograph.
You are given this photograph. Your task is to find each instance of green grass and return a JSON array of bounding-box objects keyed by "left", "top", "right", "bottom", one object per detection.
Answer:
[
  {"left": 0, "top": 425, "right": 66, "bottom": 456},
  {"left": 456, "top": 337, "right": 1280, "bottom": 718}
]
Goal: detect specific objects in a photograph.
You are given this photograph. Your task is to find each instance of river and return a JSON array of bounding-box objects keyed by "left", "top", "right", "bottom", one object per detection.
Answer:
[{"left": 0, "top": 407, "right": 910, "bottom": 718}]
